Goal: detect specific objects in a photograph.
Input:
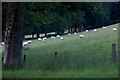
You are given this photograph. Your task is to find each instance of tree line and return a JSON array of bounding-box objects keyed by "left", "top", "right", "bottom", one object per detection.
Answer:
[{"left": 3, "top": 2, "right": 120, "bottom": 39}]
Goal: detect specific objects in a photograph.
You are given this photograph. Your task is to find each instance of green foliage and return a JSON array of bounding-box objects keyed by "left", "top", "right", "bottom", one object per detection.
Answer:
[
  {"left": 3, "top": 2, "right": 120, "bottom": 36},
  {"left": 87, "top": 3, "right": 105, "bottom": 16},
  {"left": 110, "top": 2, "right": 120, "bottom": 24},
  {"left": 24, "top": 2, "right": 98, "bottom": 35},
  {"left": 2, "top": 3, "right": 8, "bottom": 33},
  {"left": 24, "top": 3, "right": 61, "bottom": 35}
]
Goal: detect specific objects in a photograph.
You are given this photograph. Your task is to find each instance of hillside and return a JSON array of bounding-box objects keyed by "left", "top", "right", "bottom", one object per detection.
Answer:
[{"left": 3, "top": 23, "right": 118, "bottom": 78}]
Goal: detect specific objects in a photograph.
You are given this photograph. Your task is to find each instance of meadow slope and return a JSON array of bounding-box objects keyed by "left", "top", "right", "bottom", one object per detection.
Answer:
[{"left": 3, "top": 23, "right": 118, "bottom": 78}]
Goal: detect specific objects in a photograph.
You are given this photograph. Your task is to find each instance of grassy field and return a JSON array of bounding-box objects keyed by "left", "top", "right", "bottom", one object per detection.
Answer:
[{"left": 2, "top": 23, "right": 118, "bottom": 78}]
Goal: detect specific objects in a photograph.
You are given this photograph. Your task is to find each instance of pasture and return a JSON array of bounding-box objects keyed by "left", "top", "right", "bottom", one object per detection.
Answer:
[{"left": 2, "top": 24, "right": 118, "bottom": 78}]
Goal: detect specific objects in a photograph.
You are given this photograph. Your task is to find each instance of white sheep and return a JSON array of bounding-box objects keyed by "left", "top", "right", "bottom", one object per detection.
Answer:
[
  {"left": 1, "top": 42, "right": 4, "bottom": 46},
  {"left": 86, "top": 30, "right": 88, "bottom": 32},
  {"left": 61, "top": 37, "right": 63, "bottom": 40},
  {"left": 74, "top": 32, "right": 77, "bottom": 34},
  {"left": 38, "top": 38, "right": 42, "bottom": 41},
  {"left": 43, "top": 37, "right": 47, "bottom": 41},
  {"left": 23, "top": 42, "right": 28, "bottom": 46},
  {"left": 56, "top": 35, "right": 61, "bottom": 38},
  {"left": 103, "top": 26, "right": 106, "bottom": 29},
  {"left": 68, "top": 33, "right": 71, "bottom": 36},
  {"left": 51, "top": 36, "right": 56, "bottom": 39},
  {"left": 27, "top": 40, "right": 32, "bottom": 44},
  {"left": 113, "top": 28, "right": 117, "bottom": 31},
  {"left": 80, "top": 35, "right": 84, "bottom": 38},
  {"left": 94, "top": 29, "right": 97, "bottom": 32},
  {"left": 23, "top": 42, "right": 28, "bottom": 50}
]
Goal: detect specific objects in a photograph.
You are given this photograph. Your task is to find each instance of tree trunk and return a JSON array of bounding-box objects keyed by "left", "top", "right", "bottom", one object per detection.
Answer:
[
  {"left": 45, "top": 33, "right": 47, "bottom": 37},
  {"left": 68, "top": 29, "right": 70, "bottom": 33},
  {"left": 71, "top": 27, "right": 72, "bottom": 33},
  {"left": 4, "top": 3, "right": 25, "bottom": 65},
  {"left": 78, "top": 23, "right": 81, "bottom": 32},
  {"left": 37, "top": 33, "right": 39, "bottom": 38},
  {"left": 74, "top": 25, "right": 77, "bottom": 32},
  {"left": 78, "top": 26, "right": 81, "bottom": 32},
  {"left": 32, "top": 33, "right": 34, "bottom": 38},
  {"left": 2, "top": 34, "right": 5, "bottom": 42},
  {"left": 68, "top": 25, "right": 70, "bottom": 33},
  {"left": 23, "top": 35, "right": 25, "bottom": 41},
  {"left": 57, "top": 31, "right": 60, "bottom": 35}
]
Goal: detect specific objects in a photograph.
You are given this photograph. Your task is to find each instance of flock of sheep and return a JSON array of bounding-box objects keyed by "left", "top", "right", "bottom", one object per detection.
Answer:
[{"left": 1, "top": 27, "right": 117, "bottom": 48}]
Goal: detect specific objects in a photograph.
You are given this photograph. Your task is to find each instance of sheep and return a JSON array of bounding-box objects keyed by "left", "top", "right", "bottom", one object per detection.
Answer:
[
  {"left": 86, "top": 30, "right": 88, "bottom": 32},
  {"left": 68, "top": 33, "right": 71, "bottom": 36},
  {"left": 27, "top": 40, "right": 32, "bottom": 44},
  {"left": 51, "top": 36, "right": 56, "bottom": 39},
  {"left": 103, "top": 26, "right": 106, "bottom": 29},
  {"left": 113, "top": 28, "right": 117, "bottom": 31},
  {"left": 23, "top": 42, "right": 28, "bottom": 50},
  {"left": 56, "top": 35, "right": 61, "bottom": 38},
  {"left": 1, "top": 42, "right": 4, "bottom": 46},
  {"left": 94, "top": 29, "right": 97, "bottom": 32},
  {"left": 80, "top": 35, "right": 84, "bottom": 38},
  {"left": 61, "top": 37, "right": 63, "bottom": 40},
  {"left": 43, "top": 37, "right": 47, "bottom": 41},
  {"left": 23, "top": 42, "right": 28, "bottom": 46},
  {"left": 38, "top": 38, "right": 42, "bottom": 41},
  {"left": 74, "top": 32, "right": 77, "bottom": 34}
]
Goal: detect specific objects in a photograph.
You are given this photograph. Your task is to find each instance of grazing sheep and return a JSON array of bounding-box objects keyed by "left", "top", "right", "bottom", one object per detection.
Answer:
[
  {"left": 1, "top": 42, "right": 4, "bottom": 46},
  {"left": 23, "top": 42, "right": 28, "bottom": 50},
  {"left": 51, "top": 36, "right": 56, "bottom": 39},
  {"left": 113, "top": 28, "right": 117, "bottom": 31},
  {"left": 80, "top": 35, "right": 84, "bottom": 38},
  {"left": 56, "top": 35, "right": 61, "bottom": 38},
  {"left": 103, "top": 27, "right": 106, "bottom": 29},
  {"left": 23, "top": 42, "right": 28, "bottom": 46},
  {"left": 61, "top": 37, "right": 63, "bottom": 40},
  {"left": 43, "top": 37, "right": 47, "bottom": 41},
  {"left": 38, "top": 38, "right": 42, "bottom": 41},
  {"left": 86, "top": 30, "right": 88, "bottom": 32},
  {"left": 94, "top": 29, "right": 97, "bottom": 32},
  {"left": 27, "top": 40, "right": 32, "bottom": 44},
  {"left": 74, "top": 32, "right": 77, "bottom": 34},
  {"left": 68, "top": 33, "right": 71, "bottom": 36}
]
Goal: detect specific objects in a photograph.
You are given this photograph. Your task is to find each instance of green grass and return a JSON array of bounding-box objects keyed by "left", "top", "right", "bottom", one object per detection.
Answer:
[{"left": 2, "top": 23, "right": 118, "bottom": 78}]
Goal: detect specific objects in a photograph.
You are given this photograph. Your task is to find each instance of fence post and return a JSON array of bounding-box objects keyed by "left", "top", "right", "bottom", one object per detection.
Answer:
[
  {"left": 112, "top": 44, "right": 116, "bottom": 62},
  {"left": 24, "top": 55, "right": 26, "bottom": 62},
  {"left": 55, "top": 51, "right": 57, "bottom": 58}
]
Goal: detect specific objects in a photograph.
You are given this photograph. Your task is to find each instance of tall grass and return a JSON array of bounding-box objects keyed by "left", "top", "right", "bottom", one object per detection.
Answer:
[{"left": 2, "top": 23, "right": 118, "bottom": 78}]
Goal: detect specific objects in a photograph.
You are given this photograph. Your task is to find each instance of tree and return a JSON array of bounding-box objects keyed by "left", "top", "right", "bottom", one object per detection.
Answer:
[
  {"left": 110, "top": 2, "right": 120, "bottom": 24},
  {"left": 4, "top": 2, "right": 25, "bottom": 65},
  {"left": 3, "top": 2, "right": 61, "bottom": 65},
  {"left": 24, "top": 3, "right": 58, "bottom": 38}
]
